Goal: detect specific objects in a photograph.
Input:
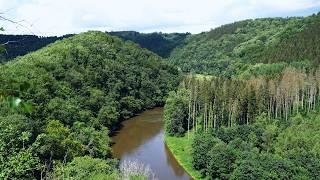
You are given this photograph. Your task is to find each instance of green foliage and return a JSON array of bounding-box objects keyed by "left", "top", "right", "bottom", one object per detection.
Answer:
[
  {"left": 275, "top": 115, "right": 320, "bottom": 156},
  {"left": 164, "top": 89, "right": 189, "bottom": 136},
  {"left": 168, "top": 14, "right": 320, "bottom": 76},
  {"left": 0, "top": 31, "right": 188, "bottom": 62},
  {"left": 0, "top": 148, "right": 41, "bottom": 179},
  {"left": 0, "top": 31, "right": 181, "bottom": 178},
  {"left": 53, "top": 156, "right": 119, "bottom": 180},
  {"left": 192, "top": 132, "right": 221, "bottom": 173},
  {"left": 71, "top": 122, "right": 112, "bottom": 159},
  {"left": 97, "top": 105, "right": 120, "bottom": 127},
  {"left": 35, "top": 120, "right": 83, "bottom": 160},
  {"left": 206, "top": 142, "right": 236, "bottom": 179},
  {"left": 0, "top": 34, "right": 71, "bottom": 62},
  {"left": 0, "top": 114, "right": 40, "bottom": 179},
  {"left": 109, "top": 31, "right": 189, "bottom": 58},
  {"left": 231, "top": 152, "right": 308, "bottom": 180},
  {"left": 185, "top": 113, "right": 320, "bottom": 179}
]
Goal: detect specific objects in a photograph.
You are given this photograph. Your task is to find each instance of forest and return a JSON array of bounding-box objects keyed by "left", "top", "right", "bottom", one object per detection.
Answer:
[
  {"left": 1, "top": 10, "right": 320, "bottom": 180},
  {"left": 0, "top": 31, "right": 188, "bottom": 62},
  {"left": 0, "top": 31, "right": 181, "bottom": 179},
  {"left": 0, "top": 34, "right": 70, "bottom": 62},
  {"left": 109, "top": 31, "right": 189, "bottom": 58},
  {"left": 164, "top": 12, "right": 320, "bottom": 180},
  {"left": 168, "top": 12, "right": 320, "bottom": 77},
  {"left": 165, "top": 71, "right": 320, "bottom": 178}
]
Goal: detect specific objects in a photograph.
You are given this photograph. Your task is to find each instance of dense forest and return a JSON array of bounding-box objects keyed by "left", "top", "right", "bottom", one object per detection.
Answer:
[
  {"left": 0, "top": 34, "right": 71, "bottom": 61},
  {"left": 0, "top": 31, "right": 189, "bottom": 62},
  {"left": 0, "top": 31, "right": 181, "bottom": 179},
  {"left": 2, "top": 10, "right": 320, "bottom": 180},
  {"left": 168, "top": 13, "right": 320, "bottom": 77},
  {"left": 109, "top": 31, "right": 189, "bottom": 58},
  {"left": 165, "top": 77, "right": 320, "bottom": 178},
  {"left": 164, "top": 13, "right": 320, "bottom": 180}
]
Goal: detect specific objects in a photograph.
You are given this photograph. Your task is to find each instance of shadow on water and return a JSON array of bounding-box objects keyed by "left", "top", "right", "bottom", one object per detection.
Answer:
[{"left": 112, "top": 107, "right": 191, "bottom": 180}]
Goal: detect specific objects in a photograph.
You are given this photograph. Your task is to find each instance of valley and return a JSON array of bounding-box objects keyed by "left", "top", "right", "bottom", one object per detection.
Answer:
[{"left": 1, "top": 10, "right": 320, "bottom": 180}]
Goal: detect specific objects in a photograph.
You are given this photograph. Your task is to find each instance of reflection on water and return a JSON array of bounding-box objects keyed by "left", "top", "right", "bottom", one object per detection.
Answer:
[{"left": 112, "top": 107, "right": 191, "bottom": 180}]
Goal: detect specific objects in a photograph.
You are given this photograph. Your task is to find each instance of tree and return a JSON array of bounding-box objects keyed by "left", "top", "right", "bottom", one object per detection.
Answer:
[
  {"left": 71, "top": 122, "right": 112, "bottom": 159},
  {"left": 97, "top": 104, "right": 120, "bottom": 128},
  {"left": 206, "top": 142, "right": 236, "bottom": 179},
  {"left": 192, "top": 132, "right": 221, "bottom": 175},
  {"left": 164, "top": 90, "right": 189, "bottom": 136},
  {"left": 0, "top": 114, "right": 40, "bottom": 179},
  {"left": 35, "top": 120, "right": 83, "bottom": 161}
]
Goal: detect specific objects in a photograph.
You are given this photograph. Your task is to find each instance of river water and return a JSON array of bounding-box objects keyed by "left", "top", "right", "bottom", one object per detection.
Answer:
[{"left": 112, "top": 107, "right": 191, "bottom": 180}]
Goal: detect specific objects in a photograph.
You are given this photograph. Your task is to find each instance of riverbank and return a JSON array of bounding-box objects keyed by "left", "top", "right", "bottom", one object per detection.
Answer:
[
  {"left": 164, "top": 132, "right": 203, "bottom": 180},
  {"left": 112, "top": 108, "right": 191, "bottom": 180}
]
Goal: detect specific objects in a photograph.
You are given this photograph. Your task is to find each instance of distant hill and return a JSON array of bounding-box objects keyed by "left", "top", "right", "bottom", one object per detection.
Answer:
[
  {"left": 109, "top": 31, "right": 189, "bottom": 58},
  {"left": 0, "top": 34, "right": 72, "bottom": 62},
  {"left": 168, "top": 12, "right": 320, "bottom": 77},
  {"left": 0, "top": 31, "right": 189, "bottom": 62}
]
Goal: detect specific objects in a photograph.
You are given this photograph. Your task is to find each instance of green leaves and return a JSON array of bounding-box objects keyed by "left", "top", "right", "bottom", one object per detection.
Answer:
[
  {"left": 164, "top": 89, "right": 189, "bottom": 136},
  {"left": 35, "top": 120, "right": 83, "bottom": 160},
  {"left": 53, "top": 156, "right": 119, "bottom": 180}
]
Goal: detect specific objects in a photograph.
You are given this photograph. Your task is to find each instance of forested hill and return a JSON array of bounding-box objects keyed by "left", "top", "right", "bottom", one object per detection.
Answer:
[
  {"left": 0, "top": 31, "right": 181, "bottom": 179},
  {"left": 168, "top": 12, "right": 320, "bottom": 77},
  {"left": 0, "top": 31, "right": 189, "bottom": 62},
  {"left": 109, "top": 31, "right": 189, "bottom": 58},
  {"left": 0, "top": 34, "right": 72, "bottom": 61}
]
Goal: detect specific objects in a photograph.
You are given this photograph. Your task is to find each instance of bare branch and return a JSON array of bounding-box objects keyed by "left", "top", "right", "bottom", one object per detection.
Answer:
[{"left": 0, "top": 15, "right": 37, "bottom": 35}]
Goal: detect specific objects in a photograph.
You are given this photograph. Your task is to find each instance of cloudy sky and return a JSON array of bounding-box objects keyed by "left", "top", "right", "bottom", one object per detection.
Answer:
[{"left": 0, "top": 0, "right": 320, "bottom": 36}]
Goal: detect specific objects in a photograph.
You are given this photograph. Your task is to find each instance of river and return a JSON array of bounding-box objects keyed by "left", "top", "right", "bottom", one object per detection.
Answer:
[{"left": 112, "top": 107, "right": 191, "bottom": 180}]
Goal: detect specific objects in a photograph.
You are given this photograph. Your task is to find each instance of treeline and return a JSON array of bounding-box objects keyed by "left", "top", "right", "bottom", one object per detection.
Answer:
[
  {"left": 0, "top": 34, "right": 72, "bottom": 61},
  {"left": 0, "top": 31, "right": 189, "bottom": 63},
  {"left": 168, "top": 12, "right": 320, "bottom": 76},
  {"left": 166, "top": 67, "right": 320, "bottom": 135},
  {"left": 0, "top": 31, "right": 181, "bottom": 179}
]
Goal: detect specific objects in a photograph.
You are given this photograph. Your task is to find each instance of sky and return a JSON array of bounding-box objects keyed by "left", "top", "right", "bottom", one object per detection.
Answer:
[{"left": 0, "top": 0, "right": 320, "bottom": 36}]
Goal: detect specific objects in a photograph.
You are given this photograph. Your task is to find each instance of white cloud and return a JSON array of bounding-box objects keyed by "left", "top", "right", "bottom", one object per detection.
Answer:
[{"left": 0, "top": 0, "right": 319, "bottom": 36}]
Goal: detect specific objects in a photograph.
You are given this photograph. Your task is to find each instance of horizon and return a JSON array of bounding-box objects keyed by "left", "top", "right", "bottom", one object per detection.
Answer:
[
  {"left": 0, "top": 0, "right": 320, "bottom": 36},
  {"left": 1, "top": 12, "right": 319, "bottom": 37}
]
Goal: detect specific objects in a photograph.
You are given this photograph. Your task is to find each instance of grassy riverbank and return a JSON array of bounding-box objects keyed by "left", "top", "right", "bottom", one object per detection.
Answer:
[{"left": 165, "top": 132, "right": 203, "bottom": 180}]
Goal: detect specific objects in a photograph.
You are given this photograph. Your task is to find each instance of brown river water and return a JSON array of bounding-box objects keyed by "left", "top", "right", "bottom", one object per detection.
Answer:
[{"left": 112, "top": 107, "right": 191, "bottom": 180}]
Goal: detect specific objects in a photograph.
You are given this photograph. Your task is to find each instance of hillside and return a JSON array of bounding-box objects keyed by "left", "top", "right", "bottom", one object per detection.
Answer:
[
  {"left": 0, "top": 31, "right": 181, "bottom": 179},
  {"left": 168, "top": 13, "right": 320, "bottom": 77},
  {"left": 0, "top": 31, "right": 189, "bottom": 62},
  {"left": 109, "top": 31, "right": 189, "bottom": 58}
]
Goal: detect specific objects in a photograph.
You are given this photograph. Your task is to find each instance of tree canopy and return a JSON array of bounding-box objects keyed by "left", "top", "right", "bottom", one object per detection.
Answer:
[{"left": 0, "top": 31, "right": 181, "bottom": 179}]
